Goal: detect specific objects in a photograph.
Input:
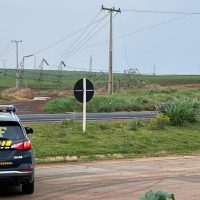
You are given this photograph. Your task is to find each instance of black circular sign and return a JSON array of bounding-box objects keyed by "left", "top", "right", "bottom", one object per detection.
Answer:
[{"left": 73, "top": 79, "right": 94, "bottom": 103}]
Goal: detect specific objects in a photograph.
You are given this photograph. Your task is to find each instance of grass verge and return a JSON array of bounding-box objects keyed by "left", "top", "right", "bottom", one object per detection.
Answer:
[
  {"left": 44, "top": 88, "right": 200, "bottom": 113},
  {"left": 28, "top": 120, "right": 200, "bottom": 163}
]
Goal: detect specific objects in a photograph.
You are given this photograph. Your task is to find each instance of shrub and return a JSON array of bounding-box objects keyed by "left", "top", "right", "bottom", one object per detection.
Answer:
[
  {"left": 139, "top": 190, "right": 175, "bottom": 200},
  {"left": 157, "top": 98, "right": 200, "bottom": 126},
  {"left": 148, "top": 114, "right": 170, "bottom": 130}
]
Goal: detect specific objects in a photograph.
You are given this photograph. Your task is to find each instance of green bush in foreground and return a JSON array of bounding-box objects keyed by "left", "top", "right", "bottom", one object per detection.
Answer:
[
  {"left": 139, "top": 190, "right": 175, "bottom": 200},
  {"left": 148, "top": 114, "right": 170, "bottom": 130},
  {"left": 157, "top": 98, "right": 200, "bottom": 126}
]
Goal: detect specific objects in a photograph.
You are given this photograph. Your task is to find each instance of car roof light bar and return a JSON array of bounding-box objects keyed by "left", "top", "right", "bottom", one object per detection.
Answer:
[{"left": 0, "top": 105, "right": 16, "bottom": 113}]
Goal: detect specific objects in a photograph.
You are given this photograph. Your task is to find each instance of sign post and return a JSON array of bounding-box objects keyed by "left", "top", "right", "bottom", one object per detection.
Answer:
[
  {"left": 83, "top": 78, "right": 86, "bottom": 132},
  {"left": 73, "top": 79, "right": 94, "bottom": 132}
]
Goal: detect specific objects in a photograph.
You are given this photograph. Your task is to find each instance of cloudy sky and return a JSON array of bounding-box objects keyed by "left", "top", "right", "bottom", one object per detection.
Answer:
[{"left": 0, "top": 0, "right": 200, "bottom": 74}]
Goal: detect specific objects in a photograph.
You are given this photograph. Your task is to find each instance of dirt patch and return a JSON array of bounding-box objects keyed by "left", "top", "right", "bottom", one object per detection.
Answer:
[
  {"left": 143, "top": 83, "right": 162, "bottom": 90},
  {"left": 14, "top": 100, "right": 47, "bottom": 114},
  {"left": 167, "top": 84, "right": 200, "bottom": 90},
  {"left": 1, "top": 88, "right": 36, "bottom": 101},
  {"left": 5, "top": 84, "right": 200, "bottom": 114}
]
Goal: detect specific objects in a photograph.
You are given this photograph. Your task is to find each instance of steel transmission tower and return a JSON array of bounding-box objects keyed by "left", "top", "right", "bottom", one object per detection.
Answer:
[
  {"left": 19, "top": 54, "right": 34, "bottom": 89},
  {"left": 38, "top": 58, "right": 49, "bottom": 91},
  {"left": 102, "top": 5, "right": 121, "bottom": 95},
  {"left": 57, "top": 61, "right": 66, "bottom": 89}
]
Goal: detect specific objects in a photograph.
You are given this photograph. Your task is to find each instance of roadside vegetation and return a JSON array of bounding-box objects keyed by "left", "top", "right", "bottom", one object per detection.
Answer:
[
  {"left": 44, "top": 88, "right": 200, "bottom": 113},
  {"left": 157, "top": 98, "right": 200, "bottom": 125},
  {"left": 31, "top": 96, "right": 200, "bottom": 161},
  {"left": 29, "top": 119, "right": 200, "bottom": 161},
  {"left": 139, "top": 190, "right": 175, "bottom": 200}
]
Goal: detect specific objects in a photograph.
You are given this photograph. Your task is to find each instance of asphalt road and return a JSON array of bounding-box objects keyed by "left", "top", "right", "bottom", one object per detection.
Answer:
[
  {"left": 0, "top": 155, "right": 200, "bottom": 199},
  {"left": 18, "top": 111, "right": 158, "bottom": 123}
]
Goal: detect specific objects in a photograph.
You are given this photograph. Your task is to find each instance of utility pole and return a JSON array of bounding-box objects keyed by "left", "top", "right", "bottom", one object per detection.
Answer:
[
  {"left": 34, "top": 55, "right": 37, "bottom": 70},
  {"left": 12, "top": 40, "right": 22, "bottom": 89},
  {"left": 89, "top": 55, "right": 92, "bottom": 74},
  {"left": 153, "top": 64, "right": 156, "bottom": 76},
  {"left": 1, "top": 59, "right": 7, "bottom": 68},
  {"left": 1, "top": 59, "right": 7, "bottom": 77},
  {"left": 102, "top": 5, "right": 121, "bottom": 95}
]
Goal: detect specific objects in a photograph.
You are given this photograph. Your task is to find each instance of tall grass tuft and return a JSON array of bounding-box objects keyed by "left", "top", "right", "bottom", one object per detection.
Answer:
[
  {"left": 157, "top": 98, "right": 200, "bottom": 126},
  {"left": 130, "top": 119, "right": 143, "bottom": 131}
]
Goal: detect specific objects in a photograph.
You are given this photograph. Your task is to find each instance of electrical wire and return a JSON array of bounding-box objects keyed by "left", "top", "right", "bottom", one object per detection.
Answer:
[
  {"left": 0, "top": 42, "right": 13, "bottom": 57},
  {"left": 80, "top": 12, "right": 196, "bottom": 50},
  {"left": 55, "top": 13, "right": 108, "bottom": 64},
  {"left": 55, "top": 13, "right": 110, "bottom": 65},
  {"left": 35, "top": 10, "right": 103, "bottom": 55},
  {"left": 122, "top": 9, "right": 200, "bottom": 15},
  {"left": 119, "top": 15, "right": 129, "bottom": 66},
  {"left": 34, "top": 12, "right": 196, "bottom": 73},
  {"left": 56, "top": 14, "right": 120, "bottom": 73},
  {"left": 116, "top": 13, "right": 193, "bottom": 39},
  {"left": 50, "top": 64, "right": 108, "bottom": 73}
]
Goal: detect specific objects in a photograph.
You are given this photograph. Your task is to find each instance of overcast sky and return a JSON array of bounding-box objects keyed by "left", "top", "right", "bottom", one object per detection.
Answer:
[{"left": 0, "top": 0, "right": 200, "bottom": 74}]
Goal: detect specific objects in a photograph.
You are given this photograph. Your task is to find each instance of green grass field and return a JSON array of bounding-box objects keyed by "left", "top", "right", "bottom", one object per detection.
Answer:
[
  {"left": 1, "top": 68, "right": 200, "bottom": 90},
  {"left": 28, "top": 120, "right": 200, "bottom": 161},
  {"left": 143, "top": 75, "right": 200, "bottom": 86}
]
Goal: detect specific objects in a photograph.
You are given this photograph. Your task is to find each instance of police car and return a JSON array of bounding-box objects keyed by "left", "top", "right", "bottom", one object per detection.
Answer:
[{"left": 0, "top": 105, "right": 35, "bottom": 194}]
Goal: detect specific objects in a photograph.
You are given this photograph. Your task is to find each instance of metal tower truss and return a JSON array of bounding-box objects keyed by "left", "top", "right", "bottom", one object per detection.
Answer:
[
  {"left": 37, "top": 58, "right": 49, "bottom": 90},
  {"left": 56, "top": 61, "right": 66, "bottom": 89},
  {"left": 19, "top": 57, "right": 25, "bottom": 88}
]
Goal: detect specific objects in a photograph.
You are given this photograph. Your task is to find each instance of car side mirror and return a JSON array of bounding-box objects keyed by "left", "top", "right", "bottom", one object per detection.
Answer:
[{"left": 25, "top": 127, "right": 33, "bottom": 134}]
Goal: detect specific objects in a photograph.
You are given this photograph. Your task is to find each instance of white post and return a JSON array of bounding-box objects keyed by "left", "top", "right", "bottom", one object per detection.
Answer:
[{"left": 83, "top": 78, "right": 86, "bottom": 132}]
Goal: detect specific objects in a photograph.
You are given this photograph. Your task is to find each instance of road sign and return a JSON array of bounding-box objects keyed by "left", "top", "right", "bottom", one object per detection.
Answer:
[
  {"left": 73, "top": 79, "right": 94, "bottom": 103},
  {"left": 73, "top": 79, "right": 94, "bottom": 132}
]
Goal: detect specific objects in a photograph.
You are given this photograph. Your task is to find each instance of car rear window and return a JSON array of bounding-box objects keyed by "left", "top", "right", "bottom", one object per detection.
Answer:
[{"left": 0, "top": 121, "right": 24, "bottom": 140}]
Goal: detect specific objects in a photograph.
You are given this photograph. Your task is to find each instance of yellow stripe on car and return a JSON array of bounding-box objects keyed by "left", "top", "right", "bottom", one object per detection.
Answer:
[
  {"left": 1, "top": 141, "right": 6, "bottom": 147},
  {"left": 6, "top": 140, "right": 12, "bottom": 147}
]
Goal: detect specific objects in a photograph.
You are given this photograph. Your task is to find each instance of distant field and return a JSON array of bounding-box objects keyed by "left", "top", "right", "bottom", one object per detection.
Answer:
[
  {"left": 143, "top": 75, "right": 200, "bottom": 86},
  {"left": 0, "top": 69, "right": 108, "bottom": 90},
  {"left": 0, "top": 68, "right": 200, "bottom": 91}
]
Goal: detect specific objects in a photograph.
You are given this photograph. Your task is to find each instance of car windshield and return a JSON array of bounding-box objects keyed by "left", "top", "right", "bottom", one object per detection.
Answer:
[{"left": 0, "top": 121, "right": 24, "bottom": 140}]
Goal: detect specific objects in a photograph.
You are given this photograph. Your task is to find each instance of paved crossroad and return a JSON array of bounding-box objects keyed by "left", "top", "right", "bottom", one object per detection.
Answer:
[{"left": 19, "top": 111, "right": 158, "bottom": 123}]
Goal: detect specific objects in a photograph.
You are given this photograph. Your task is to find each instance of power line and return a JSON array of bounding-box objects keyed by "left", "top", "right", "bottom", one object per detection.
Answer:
[
  {"left": 38, "top": 11, "right": 196, "bottom": 72},
  {"left": 35, "top": 10, "right": 103, "bottom": 55},
  {"left": 55, "top": 13, "right": 109, "bottom": 64},
  {"left": 122, "top": 9, "right": 200, "bottom": 15},
  {"left": 0, "top": 42, "right": 13, "bottom": 57},
  {"left": 64, "top": 13, "right": 118, "bottom": 63},
  {"left": 55, "top": 13, "right": 109, "bottom": 65},
  {"left": 116, "top": 13, "right": 193, "bottom": 39},
  {"left": 119, "top": 15, "right": 129, "bottom": 66},
  {"left": 62, "top": 16, "right": 111, "bottom": 62},
  {"left": 80, "top": 12, "right": 196, "bottom": 50}
]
